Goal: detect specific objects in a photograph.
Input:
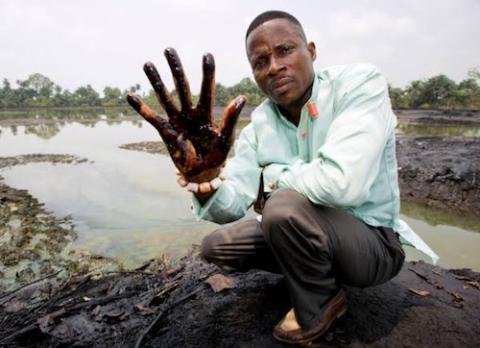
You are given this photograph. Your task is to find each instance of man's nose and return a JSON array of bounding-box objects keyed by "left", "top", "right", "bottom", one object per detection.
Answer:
[{"left": 267, "top": 56, "right": 284, "bottom": 75}]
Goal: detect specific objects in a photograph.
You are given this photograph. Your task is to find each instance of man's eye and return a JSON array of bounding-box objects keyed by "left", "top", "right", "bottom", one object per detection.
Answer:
[
  {"left": 280, "top": 46, "right": 292, "bottom": 55},
  {"left": 255, "top": 57, "right": 268, "bottom": 69}
]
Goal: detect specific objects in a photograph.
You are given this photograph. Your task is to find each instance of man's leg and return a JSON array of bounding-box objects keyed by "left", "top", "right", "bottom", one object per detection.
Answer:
[
  {"left": 201, "top": 219, "right": 279, "bottom": 273},
  {"left": 261, "top": 189, "right": 405, "bottom": 331}
]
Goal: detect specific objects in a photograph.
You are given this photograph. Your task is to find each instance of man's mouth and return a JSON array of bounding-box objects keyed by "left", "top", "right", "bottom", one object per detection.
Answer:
[{"left": 271, "top": 76, "right": 293, "bottom": 94}]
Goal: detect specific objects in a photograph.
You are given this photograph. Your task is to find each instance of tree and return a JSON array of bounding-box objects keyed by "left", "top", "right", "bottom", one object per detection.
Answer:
[
  {"left": 405, "top": 80, "right": 426, "bottom": 108},
  {"left": 456, "top": 78, "right": 480, "bottom": 109},
  {"left": 421, "top": 75, "right": 457, "bottom": 109},
  {"left": 72, "top": 85, "right": 101, "bottom": 107},
  {"left": 404, "top": 76, "right": 457, "bottom": 109},
  {"left": 468, "top": 67, "right": 480, "bottom": 82},
  {"left": 214, "top": 83, "right": 232, "bottom": 106},
  {"left": 103, "top": 86, "right": 123, "bottom": 106},
  {"left": 229, "top": 78, "right": 264, "bottom": 105},
  {"left": 25, "top": 73, "right": 55, "bottom": 98},
  {"left": 388, "top": 85, "right": 408, "bottom": 109},
  {"left": 19, "top": 73, "right": 56, "bottom": 106},
  {"left": 0, "top": 78, "right": 13, "bottom": 107}
]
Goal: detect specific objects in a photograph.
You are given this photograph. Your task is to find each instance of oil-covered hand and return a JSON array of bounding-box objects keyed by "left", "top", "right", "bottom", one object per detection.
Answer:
[{"left": 127, "top": 48, "right": 246, "bottom": 183}]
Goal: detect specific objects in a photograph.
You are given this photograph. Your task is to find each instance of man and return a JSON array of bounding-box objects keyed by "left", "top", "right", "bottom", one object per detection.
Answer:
[{"left": 128, "top": 10, "right": 438, "bottom": 345}]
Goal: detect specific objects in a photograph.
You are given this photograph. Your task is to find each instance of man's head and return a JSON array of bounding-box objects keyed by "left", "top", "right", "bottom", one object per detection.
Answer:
[{"left": 246, "top": 11, "right": 316, "bottom": 113}]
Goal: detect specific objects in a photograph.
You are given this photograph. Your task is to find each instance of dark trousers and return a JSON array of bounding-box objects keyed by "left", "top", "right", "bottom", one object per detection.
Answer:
[{"left": 200, "top": 189, "right": 405, "bottom": 330}]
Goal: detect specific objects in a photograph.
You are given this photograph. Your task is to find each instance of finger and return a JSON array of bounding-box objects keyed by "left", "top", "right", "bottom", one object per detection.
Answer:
[
  {"left": 127, "top": 93, "right": 178, "bottom": 145},
  {"left": 164, "top": 48, "right": 192, "bottom": 111},
  {"left": 177, "top": 175, "right": 188, "bottom": 187},
  {"left": 143, "top": 62, "right": 179, "bottom": 116},
  {"left": 219, "top": 96, "right": 246, "bottom": 142},
  {"left": 197, "top": 53, "right": 215, "bottom": 120},
  {"left": 127, "top": 92, "right": 158, "bottom": 121}
]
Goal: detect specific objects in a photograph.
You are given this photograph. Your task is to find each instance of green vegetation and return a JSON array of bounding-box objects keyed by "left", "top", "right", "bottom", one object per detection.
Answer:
[
  {"left": 1, "top": 68, "right": 480, "bottom": 110},
  {"left": 0, "top": 73, "right": 264, "bottom": 109},
  {"left": 0, "top": 74, "right": 141, "bottom": 109},
  {"left": 388, "top": 67, "right": 480, "bottom": 110}
]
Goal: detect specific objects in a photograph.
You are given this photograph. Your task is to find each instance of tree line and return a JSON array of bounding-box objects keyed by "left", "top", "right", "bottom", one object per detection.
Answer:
[
  {"left": 1, "top": 69, "right": 479, "bottom": 110},
  {"left": 0, "top": 74, "right": 264, "bottom": 109},
  {"left": 388, "top": 68, "right": 480, "bottom": 110}
]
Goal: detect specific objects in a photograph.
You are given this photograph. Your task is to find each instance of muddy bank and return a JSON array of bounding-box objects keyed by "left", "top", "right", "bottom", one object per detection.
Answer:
[
  {"left": 396, "top": 109, "right": 480, "bottom": 126},
  {"left": 0, "top": 154, "right": 118, "bottom": 291},
  {"left": 397, "top": 136, "right": 480, "bottom": 214},
  {"left": 119, "top": 142, "right": 169, "bottom": 155},
  {"left": 120, "top": 136, "right": 480, "bottom": 215},
  {"left": 0, "top": 255, "right": 479, "bottom": 347}
]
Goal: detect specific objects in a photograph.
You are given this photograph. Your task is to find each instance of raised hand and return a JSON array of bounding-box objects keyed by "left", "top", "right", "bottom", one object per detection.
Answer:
[{"left": 127, "top": 48, "right": 246, "bottom": 183}]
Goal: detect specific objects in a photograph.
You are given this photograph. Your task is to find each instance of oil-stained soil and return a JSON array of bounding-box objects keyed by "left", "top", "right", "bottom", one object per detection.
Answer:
[
  {"left": 396, "top": 109, "right": 480, "bottom": 126},
  {"left": 397, "top": 136, "right": 480, "bottom": 214},
  {"left": 0, "top": 255, "right": 479, "bottom": 347}
]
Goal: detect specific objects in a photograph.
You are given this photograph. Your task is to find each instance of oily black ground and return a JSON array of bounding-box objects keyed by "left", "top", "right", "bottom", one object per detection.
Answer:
[{"left": 1, "top": 255, "right": 479, "bottom": 348}]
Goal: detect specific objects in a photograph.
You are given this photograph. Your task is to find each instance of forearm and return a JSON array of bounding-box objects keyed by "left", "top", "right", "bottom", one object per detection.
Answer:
[{"left": 191, "top": 181, "right": 256, "bottom": 224}]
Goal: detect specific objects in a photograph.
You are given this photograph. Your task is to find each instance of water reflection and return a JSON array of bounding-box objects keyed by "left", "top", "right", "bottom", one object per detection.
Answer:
[
  {"left": 25, "top": 123, "right": 61, "bottom": 139},
  {"left": 401, "top": 214, "right": 480, "bottom": 271},
  {"left": 0, "top": 118, "right": 144, "bottom": 141},
  {"left": 0, "top": 106, "right": 133, "bottom": 121},
  {"left": 400, "top": 200, "right": 480, "bottom": 270},
  {"left": 397, "top": 124, "right": 480, "bottom": 137},
  {"left": 401, "top": 200, "right": 480, "bottom": 233},
  {"left": 0, "top": 120, "right": 217, "bottom": 268}
]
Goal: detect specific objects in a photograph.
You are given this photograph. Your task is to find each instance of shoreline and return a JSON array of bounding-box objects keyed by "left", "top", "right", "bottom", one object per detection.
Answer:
[
  {"left": 1, "top": 108, "right": 478, "bottom": 127},
  {"left": 0, "top": 154, "right": 119, "bottom": 291}
]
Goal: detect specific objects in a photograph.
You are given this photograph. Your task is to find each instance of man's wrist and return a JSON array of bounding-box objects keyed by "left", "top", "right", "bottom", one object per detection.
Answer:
[{"left": 177, "top": 169, "right": 226, "bottom": 194}]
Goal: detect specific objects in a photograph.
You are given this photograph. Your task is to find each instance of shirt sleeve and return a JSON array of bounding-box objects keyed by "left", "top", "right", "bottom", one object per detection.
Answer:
[
  {"left": 277, "top": 65, "right": 397, "bottom": 207},
  {"left": 191, "top": 123, "right": 262, "bottom": 224}
]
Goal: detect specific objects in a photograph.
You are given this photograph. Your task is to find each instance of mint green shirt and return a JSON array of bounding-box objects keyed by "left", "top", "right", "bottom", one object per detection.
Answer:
[{"left": 193, "top": 63, "right": 438, "bottom": 263}]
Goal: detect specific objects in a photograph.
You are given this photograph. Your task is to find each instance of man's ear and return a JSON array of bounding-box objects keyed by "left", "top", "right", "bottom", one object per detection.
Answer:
[{"left": 307, "top": 42, "right": 317, "bottom": 61}]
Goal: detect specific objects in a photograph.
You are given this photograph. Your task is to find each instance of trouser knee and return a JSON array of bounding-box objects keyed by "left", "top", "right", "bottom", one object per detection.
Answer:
[
  {"left": 200, "top": 229, "right": 222, "bottom": 263},
  {"left": 262, "top": 189, "right": 310, "bottom": 244},
  {"left": 261, "top": 189, "right": 332, "bottom": 255}
]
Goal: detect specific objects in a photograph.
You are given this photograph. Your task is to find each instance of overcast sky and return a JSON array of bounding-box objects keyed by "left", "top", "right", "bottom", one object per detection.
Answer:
[{"left": 1, "top": 0, "right": 479, "bottom": 94}]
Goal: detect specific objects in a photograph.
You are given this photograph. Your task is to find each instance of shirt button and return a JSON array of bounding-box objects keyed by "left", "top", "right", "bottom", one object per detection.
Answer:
[
  {"left": 301, "top": 132, "right": 307, "bottom": 140},
  {"left": 269, "top": 182, "right": 276, "bottom": 190}
]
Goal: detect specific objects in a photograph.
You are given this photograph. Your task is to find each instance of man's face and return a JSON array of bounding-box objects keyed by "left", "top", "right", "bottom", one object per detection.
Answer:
[{"left": 246, "top": 18, "right": 316, "bottom": 109}]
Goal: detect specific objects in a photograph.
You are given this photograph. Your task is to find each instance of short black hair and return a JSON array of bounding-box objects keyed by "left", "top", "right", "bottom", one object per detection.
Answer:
[{"left": 245, "top": 10, "right": 306, "bottom": 41}]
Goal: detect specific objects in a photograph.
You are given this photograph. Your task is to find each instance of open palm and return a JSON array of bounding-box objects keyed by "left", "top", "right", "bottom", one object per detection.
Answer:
[{"left": 127, "top": 48, "right": 245, "bottom": 182}]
